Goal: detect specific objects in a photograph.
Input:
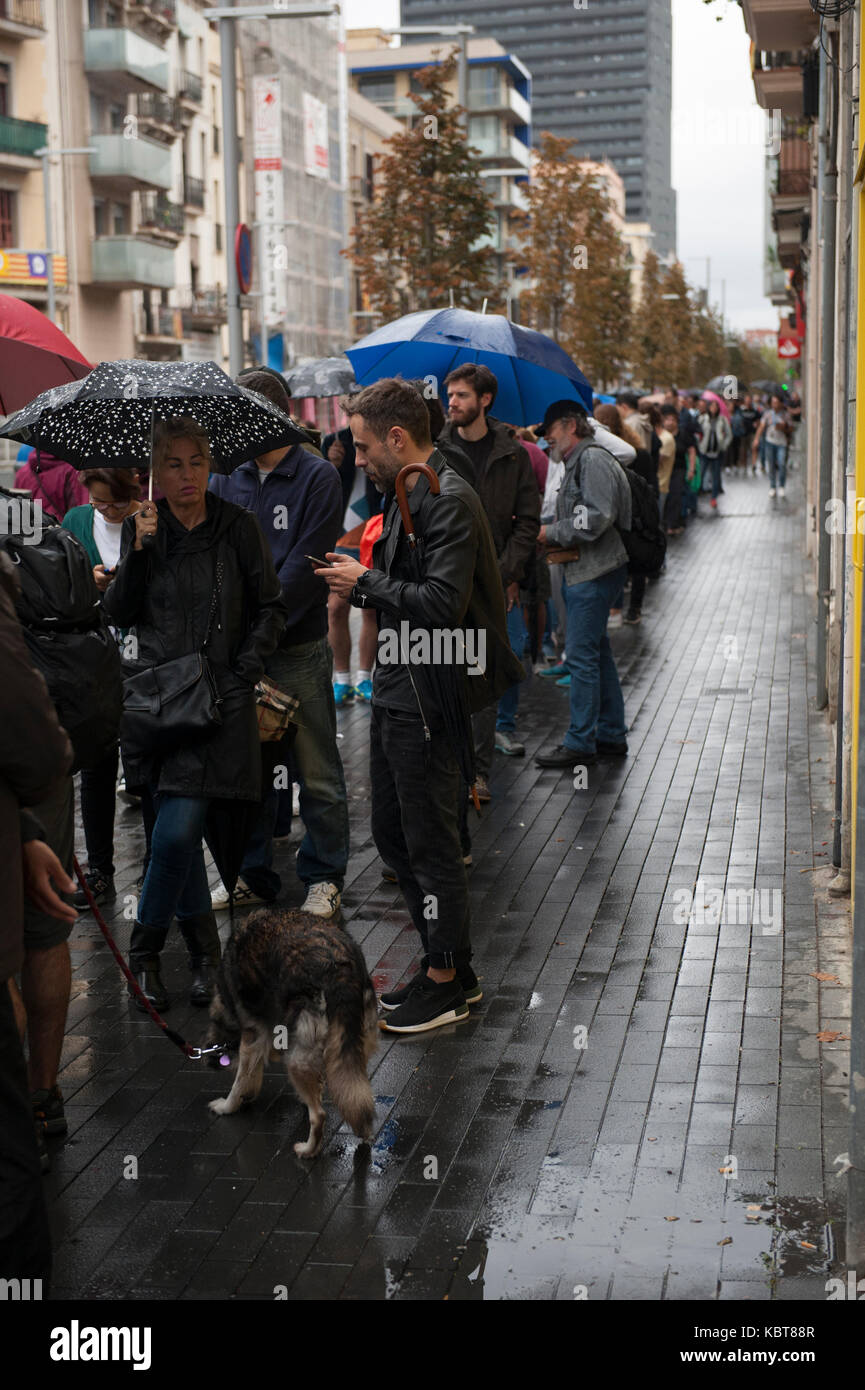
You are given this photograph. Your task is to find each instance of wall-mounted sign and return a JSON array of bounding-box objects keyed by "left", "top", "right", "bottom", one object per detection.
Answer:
[{"left": 303, "top": 92, "right": 329, "bottom": 180}]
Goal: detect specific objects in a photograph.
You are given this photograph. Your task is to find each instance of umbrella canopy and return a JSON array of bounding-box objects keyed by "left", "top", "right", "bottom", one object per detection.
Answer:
[
  {"left": 346, "top": 308, "right": 593, "bottom": 427},
  {"left": 704, "top": 374, "right": 741, "bottom": 394},
  {"left": 393, "top": 460, "right": 479, "bottom": 807},
  {"left": 0, "top": 293, "right": 92, "bottom": 414},
  {"left": 700, "top": 390, "right": 731, "bottom": 420},
  {"left": 751, "top": 379, "right": 785, "bottom": 397},
  {"left": 285, "top": 355, "right": 356, "bottom": 399},
  {"left": 0, "top": 358, "right": 307, "bottom": 473}
]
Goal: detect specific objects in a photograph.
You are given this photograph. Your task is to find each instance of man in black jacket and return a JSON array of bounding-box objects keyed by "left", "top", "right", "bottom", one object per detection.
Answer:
[
  {"left": 438, "top": 365, "right": 539, "bottom": 794},
  {"left": 316, "top": 378, "right": 522, "bottom": 1034}
]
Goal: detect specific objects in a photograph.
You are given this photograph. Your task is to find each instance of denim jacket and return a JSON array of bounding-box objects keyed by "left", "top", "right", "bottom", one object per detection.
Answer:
[{"left": 546, "top": 437, "right": 630, "bottom": 587}]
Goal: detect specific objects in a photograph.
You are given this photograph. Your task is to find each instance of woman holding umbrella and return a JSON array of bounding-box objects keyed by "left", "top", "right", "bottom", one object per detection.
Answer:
[
  {"left": 697, "top": 397, "right": 732, "bottom": 510},
  {"left": 102, "top": 416, "right": 287, "bottom": 1010}
]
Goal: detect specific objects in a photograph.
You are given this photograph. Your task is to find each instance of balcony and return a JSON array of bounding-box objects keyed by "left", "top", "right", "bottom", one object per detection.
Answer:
[
  {"left": 178, "top": 70, "right": 203, "bottom": 107},
  {"left": 124, "top": 0, "right": 177, "bottom": 39},
  {"left": 753, "top": 51, "right": 807, "bottom": 118},
  {"left": 777, "top": 134, "right": 810, "bottom": 197},
  {"left": 138, "top": 190, "right": 184, "bottom": 239},
  {"left": 136, "top": 303, "right": 182, "bottom": 358},
  {"left": 84, "top": 27, "right": 169, "bottom": 97},
  {"left": 135, "top": 92, "right": 184, "bottom": 143},
  {"left": 179, "top": 286, "right": 227, "bottom": 330},
  {"left": 742, "top": 0, "right": 818, "bottom": 51},
  {"left": 183, "top": 174, "right": 204, "bottom": 211},
  {"left": 764, "top": 261, "right": 790, "bottom": 306},
  {"left": 0, "top": 113, "right": 47, "bottom": 164},
  {"left": 0, "top": 0, "right": 45, "bottom": 37},
  {"left": 90, "top": 234, "right": 176, "bottom": 289},
  {"left": 89, "top": 133, "right": 172, "bottom": 193},
  {"left": 469, "top": 82, "right": 531, "bottom": 128},
  {"left": 469, "top": 132, "right": 532, "bottom": 169}
]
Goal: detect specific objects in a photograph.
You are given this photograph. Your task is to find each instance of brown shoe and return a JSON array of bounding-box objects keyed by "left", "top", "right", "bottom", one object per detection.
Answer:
[{"left": 473, "top": 775, "right": 491, "bottom": 803}]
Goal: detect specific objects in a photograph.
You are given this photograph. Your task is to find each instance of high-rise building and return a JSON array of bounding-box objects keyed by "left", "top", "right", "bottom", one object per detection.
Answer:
[{"left": 400, "top": 0, "right": 676, "bottom": 257}]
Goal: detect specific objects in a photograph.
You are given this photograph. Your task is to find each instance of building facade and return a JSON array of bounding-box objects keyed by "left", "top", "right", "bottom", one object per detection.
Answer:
[{"left": 399, "top": 0, "right": 676, "bottom": 257}]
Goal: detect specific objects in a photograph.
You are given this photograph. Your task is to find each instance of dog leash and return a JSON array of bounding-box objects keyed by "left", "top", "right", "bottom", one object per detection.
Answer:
[{"left": 72, "top": 856, "right": 231, "bottom": 1066}]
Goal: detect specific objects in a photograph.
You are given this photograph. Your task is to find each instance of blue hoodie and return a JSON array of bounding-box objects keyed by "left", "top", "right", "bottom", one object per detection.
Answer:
[{"left": 209, "top": 443, "right": 343, "bottom": 647}]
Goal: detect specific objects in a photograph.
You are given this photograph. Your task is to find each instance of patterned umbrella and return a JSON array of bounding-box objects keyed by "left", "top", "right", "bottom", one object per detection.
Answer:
[
  {"left": 285, "top": 355, "right": 357, "bottom": 399},
  {"left": 0, "top": 358, "right": 306, "bottom": 473}
]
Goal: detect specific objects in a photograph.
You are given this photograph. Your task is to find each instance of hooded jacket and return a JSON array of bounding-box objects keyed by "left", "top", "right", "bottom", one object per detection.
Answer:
[
  {"left": 103, "top": 492, "right": 287, "bottom": 801},
  {"left": 14, "top": 450, "right": 88, "bottom": 521},
  {"left": 438, "top": 416, "right": 539, "bottom": 587},
  {"left": 546, "top": 436, "right": 631, "bottom": 587},
  {"left": 353, "top": 449, "right": 524, "bottom": 716},
  {"left": 0, "top": 554, "right": 74, "bottom": 981}
]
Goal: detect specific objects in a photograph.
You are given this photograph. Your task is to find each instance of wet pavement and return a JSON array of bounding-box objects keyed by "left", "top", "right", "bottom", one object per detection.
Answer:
[{"left": 47, "top": 460, "right": 852, "bottom": 1300}]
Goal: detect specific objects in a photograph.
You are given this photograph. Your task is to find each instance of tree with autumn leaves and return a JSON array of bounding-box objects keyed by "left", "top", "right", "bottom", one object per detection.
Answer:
[
  {"left": 510, "top": 133, "right": 632, "bottom": 390},
  {"left": 345, "top": 53, "right": 499, "bottom": 318}
]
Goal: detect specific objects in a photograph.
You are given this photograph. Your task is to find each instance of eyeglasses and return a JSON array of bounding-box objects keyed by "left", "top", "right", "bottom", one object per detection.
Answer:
[{"left": 90, "top": 498, "right": 130, "bottom": 514}]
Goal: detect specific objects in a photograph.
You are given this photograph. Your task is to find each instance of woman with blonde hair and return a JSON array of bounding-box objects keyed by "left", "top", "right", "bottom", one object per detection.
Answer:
[{"left": 103, "top": 417, "right": 286, "bottom": 1010}]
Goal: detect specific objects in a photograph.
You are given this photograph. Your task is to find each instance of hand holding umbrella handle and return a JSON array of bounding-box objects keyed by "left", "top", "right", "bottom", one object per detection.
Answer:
[{"left": 395, "top": 463, "right": 440, "bottom": 548}]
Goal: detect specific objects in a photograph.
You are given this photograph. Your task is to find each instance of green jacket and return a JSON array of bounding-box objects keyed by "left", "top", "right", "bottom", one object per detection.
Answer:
[{"left": 62, "top": 505, "right": 101, "bottom": 566}]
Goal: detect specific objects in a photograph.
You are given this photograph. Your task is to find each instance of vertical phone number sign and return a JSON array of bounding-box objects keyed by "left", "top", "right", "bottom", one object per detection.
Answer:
[{"left": 254, "top": 74, "right": 286, "bottom": 328}]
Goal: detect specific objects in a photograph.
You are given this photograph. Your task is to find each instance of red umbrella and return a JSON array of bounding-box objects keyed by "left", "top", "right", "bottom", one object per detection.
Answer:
[{"left": 0, "top": 293, "right": 91, "bottom": 415}]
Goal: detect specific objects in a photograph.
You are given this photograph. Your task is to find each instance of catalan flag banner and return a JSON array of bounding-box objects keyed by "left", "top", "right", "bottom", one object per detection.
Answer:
[{"left": 0, "top": 250, "right": 68, "bottom": 286}]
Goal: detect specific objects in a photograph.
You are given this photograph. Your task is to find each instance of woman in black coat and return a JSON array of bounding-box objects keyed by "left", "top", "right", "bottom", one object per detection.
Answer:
[{"left": 103, "top": 417, "right": 287, "bottom": 1011}]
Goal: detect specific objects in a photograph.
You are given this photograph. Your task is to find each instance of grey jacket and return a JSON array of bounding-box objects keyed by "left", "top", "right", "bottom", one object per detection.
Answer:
[{"left": 546, "top": 436, "right": 631, "bottom": 587}]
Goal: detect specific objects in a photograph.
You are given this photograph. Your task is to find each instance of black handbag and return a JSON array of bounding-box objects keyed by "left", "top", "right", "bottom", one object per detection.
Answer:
[{"left": 121, "top": 558, "right": 224, "bottom": 759}]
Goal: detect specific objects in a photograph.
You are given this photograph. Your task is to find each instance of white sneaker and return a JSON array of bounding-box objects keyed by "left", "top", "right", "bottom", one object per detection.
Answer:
[
  {"left": 607, "top": 610, "right": 623, "bottom": 630},
  {"left": 301, "top": 881, "right": 341, "bottom": 917},
  {"left": 768, "top": 488, "right": 776, "bottom": 498},
  {"left": 211, "top": 877, "right": 269, "bottom": 910},
  {"left": 778, "top": 487, "right": 786, "bottom": 499}
]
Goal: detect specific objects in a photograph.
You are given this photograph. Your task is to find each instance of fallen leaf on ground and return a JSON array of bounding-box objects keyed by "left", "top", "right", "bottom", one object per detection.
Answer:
[
  {"left": 810, "top": 972, "right": 840, "bottom": 983},
  {"left": 664, "top": 1216, "right": 679, "bottom": 1222},
  {"left": 816, "top": 1030, "right": 850, "bottom": 1042},
  {"left": 719, "top": 1165, "right": 735, "bottom": 1174},
  {"left": 717, "top": 1237, "right": 733, "bottom": 1246},
  {"left": 647, "top": 1137, "right": 658, "bottom": 1142},
  {"left": 800, "top": 1241, "right": 817, "bottom": 1250}
]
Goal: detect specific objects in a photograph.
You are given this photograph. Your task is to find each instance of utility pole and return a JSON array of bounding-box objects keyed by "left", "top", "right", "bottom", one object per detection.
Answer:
[
  {"left": 33, "top": 146, "right": 95, "bottom": 325},
  {"left": 204, "top": 5, "right": 339, "bottom": 376}
]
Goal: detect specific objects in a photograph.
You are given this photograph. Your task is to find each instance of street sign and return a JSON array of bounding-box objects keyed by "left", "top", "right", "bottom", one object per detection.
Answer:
[{"left": 235, "top": 223, "right": 253, "bottom": 295}]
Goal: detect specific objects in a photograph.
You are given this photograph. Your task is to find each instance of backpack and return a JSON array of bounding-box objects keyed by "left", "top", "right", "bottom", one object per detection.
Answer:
[
  {"left": 0, "top": 499, "right": 122, "bottom": 772},
  {"left": 616, "top": 465, "right": 667, "bottom": 576}
]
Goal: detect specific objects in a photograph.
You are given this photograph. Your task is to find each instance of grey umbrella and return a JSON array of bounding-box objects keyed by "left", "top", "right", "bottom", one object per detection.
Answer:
[{"left": 285, "top": 355, "right": 357, "bottom": 399}]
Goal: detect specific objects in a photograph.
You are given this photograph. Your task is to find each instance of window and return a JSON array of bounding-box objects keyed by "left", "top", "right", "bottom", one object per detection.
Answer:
[
  {"left": 215, "top": 224, "right": 223, "bottom": 252},
  {"left": 468, "top": 66, "right": 500, "bottom": 107},
  {"left": 0, "top": 189, "right": 14, "bottom": 247},
  {"left": 0, "top": 63, "right": 9, "bottom": 120},
  {"left": 111, "top": 201, "right": 128, "bottom": 234},
  {"left": 357, "top": 74, "right": 396, "bottom": 104},
  {"left": 93, "top": 199, "right": 107, "bottom": 236}
]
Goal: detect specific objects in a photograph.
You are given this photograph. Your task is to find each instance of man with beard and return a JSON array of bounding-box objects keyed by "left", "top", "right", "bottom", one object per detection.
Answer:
[
  {"left": 315, "top": 379, "right": 522, "bottom": 1034},
  {"left": 534, "top": 399, "right": 631, "bottom": 770},
  {"left": 438, "top": 365, "right": 539, "bottom": 795}
]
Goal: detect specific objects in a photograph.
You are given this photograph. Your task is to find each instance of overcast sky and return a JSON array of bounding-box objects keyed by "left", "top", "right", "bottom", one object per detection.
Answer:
[{"left": 343, "top": 0, "right": 775, "bottom": 334}]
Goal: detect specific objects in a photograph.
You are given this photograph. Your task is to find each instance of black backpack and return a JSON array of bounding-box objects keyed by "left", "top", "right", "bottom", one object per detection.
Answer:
[
  {"left": 616, "top": 466, "right": 667, "bottom": 576},
  {"left": 0, "top": 502, "right": 122, "bottom": 772}
]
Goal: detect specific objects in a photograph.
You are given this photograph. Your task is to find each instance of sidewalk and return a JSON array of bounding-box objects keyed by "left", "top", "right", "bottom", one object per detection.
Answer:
[{"left": 47, "top": 463, "right": 851, "bottom": 1300}]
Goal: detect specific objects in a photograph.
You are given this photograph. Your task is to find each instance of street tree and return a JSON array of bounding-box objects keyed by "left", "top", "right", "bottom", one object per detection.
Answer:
[{"left": 344, "top": 52, "right": 499, "bottom": 319}]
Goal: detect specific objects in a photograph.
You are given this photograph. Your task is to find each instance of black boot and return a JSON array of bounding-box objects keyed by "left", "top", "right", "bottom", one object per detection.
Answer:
[
  {"left": 128, "top": 921, "right": 169, "bottom": 1012},
  {"left": 178, "top": 912, "right": 222, "bottom": 1007}
]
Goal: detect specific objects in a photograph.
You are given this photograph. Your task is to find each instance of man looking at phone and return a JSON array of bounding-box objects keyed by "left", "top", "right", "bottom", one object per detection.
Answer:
[{"left": 208, "top": 367, "right": 349, "bottom": 918}]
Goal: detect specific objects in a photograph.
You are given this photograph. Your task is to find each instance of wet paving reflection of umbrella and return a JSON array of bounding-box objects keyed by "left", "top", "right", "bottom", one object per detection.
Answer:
[{"left": 394, "top": 461, "right": 480, "bottom": 812}]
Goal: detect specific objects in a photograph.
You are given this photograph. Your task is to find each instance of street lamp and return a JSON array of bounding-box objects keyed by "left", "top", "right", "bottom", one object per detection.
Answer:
[
  {"left": 381, "top": 24, "right": 476, "bottom": 126},
  {"left": 33, "top": 145, "right": 96, "bottom": 326},
  {"left": 203, "top": 5, "right": 339, "bottom": 376}
]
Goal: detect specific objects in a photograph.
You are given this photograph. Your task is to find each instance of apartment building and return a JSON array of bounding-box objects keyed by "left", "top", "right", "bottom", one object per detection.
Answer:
[{"left": 347, "top": 86, "right": 401, "bottom": 340}]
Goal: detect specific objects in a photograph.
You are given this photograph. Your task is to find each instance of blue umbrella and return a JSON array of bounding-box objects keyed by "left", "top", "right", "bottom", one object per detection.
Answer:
[{"left": 345, "top": 309, "right": 593, "bottom": 426}]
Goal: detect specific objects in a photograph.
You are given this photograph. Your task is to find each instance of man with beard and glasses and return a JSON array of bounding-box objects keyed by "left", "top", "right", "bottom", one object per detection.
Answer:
[
  {"left": 534, "top": 399, "right": 631, "bottom": 771},
  {"left": 315, "top": 379, "right": 522, "bottom": 1034},
  {"left": 438, "top": 364, "right": 539, "bottom": 794}
]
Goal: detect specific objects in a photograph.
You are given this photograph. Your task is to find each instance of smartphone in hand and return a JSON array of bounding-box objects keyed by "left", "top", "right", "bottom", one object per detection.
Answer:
[{"left": 305, "top": 555, "right": 333, "bottom": 568}]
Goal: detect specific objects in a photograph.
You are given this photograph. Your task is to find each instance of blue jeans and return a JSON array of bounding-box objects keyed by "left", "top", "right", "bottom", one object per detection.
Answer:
[
  {"left": 703, "top": 454, "right": 723, "bottom": 500},
  {"left": 137, "top": 794, "right": 211, "bottom": 933},
  {"left": 496, "top": 601, "right": 528, "bottom": 733},
  {"left": 563, "top": 565, "right": 628, "bottom": 754},
  {"left": 240, "top": 637, "right": 349, "bottom": 898},
  {"left": 765, "top": 442, "right": 787, "bottom": 488}
]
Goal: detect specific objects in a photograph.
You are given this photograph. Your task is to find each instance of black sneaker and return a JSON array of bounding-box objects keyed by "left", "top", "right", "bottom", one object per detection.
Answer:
[
  {"left": 380, "top": 964, "right": 482, "bottom": 1011},
  {"left": 32, "top": 1085, "right": 67, "bottom": 1138},
  {"left": 379, "top": 976, "right": 469, "bottom": 1034},
  {"left": 622, "top": 609, "right": 641, "bottom": 625},
  {"left": 596, "top": 740, "right": 628, "bottom": 757},
  {"left": 73, "top": 871, "right": 115, "bottom": 910}
]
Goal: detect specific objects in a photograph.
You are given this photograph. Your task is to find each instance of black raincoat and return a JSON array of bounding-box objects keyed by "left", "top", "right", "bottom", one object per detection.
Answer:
[{"left": 103, "top": 492, "right": 287, "bottom": 801}]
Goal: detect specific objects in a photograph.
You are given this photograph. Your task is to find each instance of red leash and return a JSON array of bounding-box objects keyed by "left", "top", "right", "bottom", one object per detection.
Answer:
[{"left": 72, "top": 855, "right": 230, "bottom": 1065}]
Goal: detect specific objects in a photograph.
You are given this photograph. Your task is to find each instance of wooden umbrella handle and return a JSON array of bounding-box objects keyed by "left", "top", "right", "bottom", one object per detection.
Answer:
[{"left": 394, "top": 462, "right": 440, "bottom": 547}]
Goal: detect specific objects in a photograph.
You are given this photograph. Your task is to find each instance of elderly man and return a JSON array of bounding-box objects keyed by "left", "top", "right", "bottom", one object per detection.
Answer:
[{"left": 535, "top": 399, "right": 631, "bottom": 770}]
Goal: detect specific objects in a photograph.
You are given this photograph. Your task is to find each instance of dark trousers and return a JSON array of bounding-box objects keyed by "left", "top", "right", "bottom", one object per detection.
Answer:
[
  {"left": 629, "top": 572, "right": 647, "bottom": 611},
  {"left": 664, "top": 470, "right": 686, "bottom": 529},
  {"left": 0, "top": 981, "right": 51, "bottom": 1290},
  {"left": 79, "top": 744, "right": 119, "bottom": 878},
  {"left": 370, "top": 704, "right": 471, "bottom": 969}
]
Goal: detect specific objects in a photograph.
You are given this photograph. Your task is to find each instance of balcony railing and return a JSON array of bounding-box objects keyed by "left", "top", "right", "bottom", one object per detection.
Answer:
[
  {"left": 183, "top": 174, "right": 204, "bottom": 209},
  {"left": 138, "top": 303, "right": 180, "bottom": 338},
  {"left": 91, "top": 234, "right": 176, "bottom": 289},
  {"left": 84, "top": 27, "right": 170, "bottom": 95},
  {"left": 777, "top": 135, "right": 810, "bottom": 197},
  {"left": 135, "top": 91, "right": 184, "bottom": 135},
  {"left": 126, "top": 0, "right": 177, "bottom": 26},
  {"left": 178, "top": 286, "right": 227, "bottom": 327},
  {"left": 178, "top": 69, "right": 203, "bottom": 105},
  {"left": 0, "top": 113, "right": 47, "bottom": 158},
  {"left": 0, "top": 0, "right": 45, "bottom": 29},
  {"left": 90, "top": 132, "right": 172, "bottom": 192},
  {"left": 139, "top": 190, "right": 184, "bottom": 236}
]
